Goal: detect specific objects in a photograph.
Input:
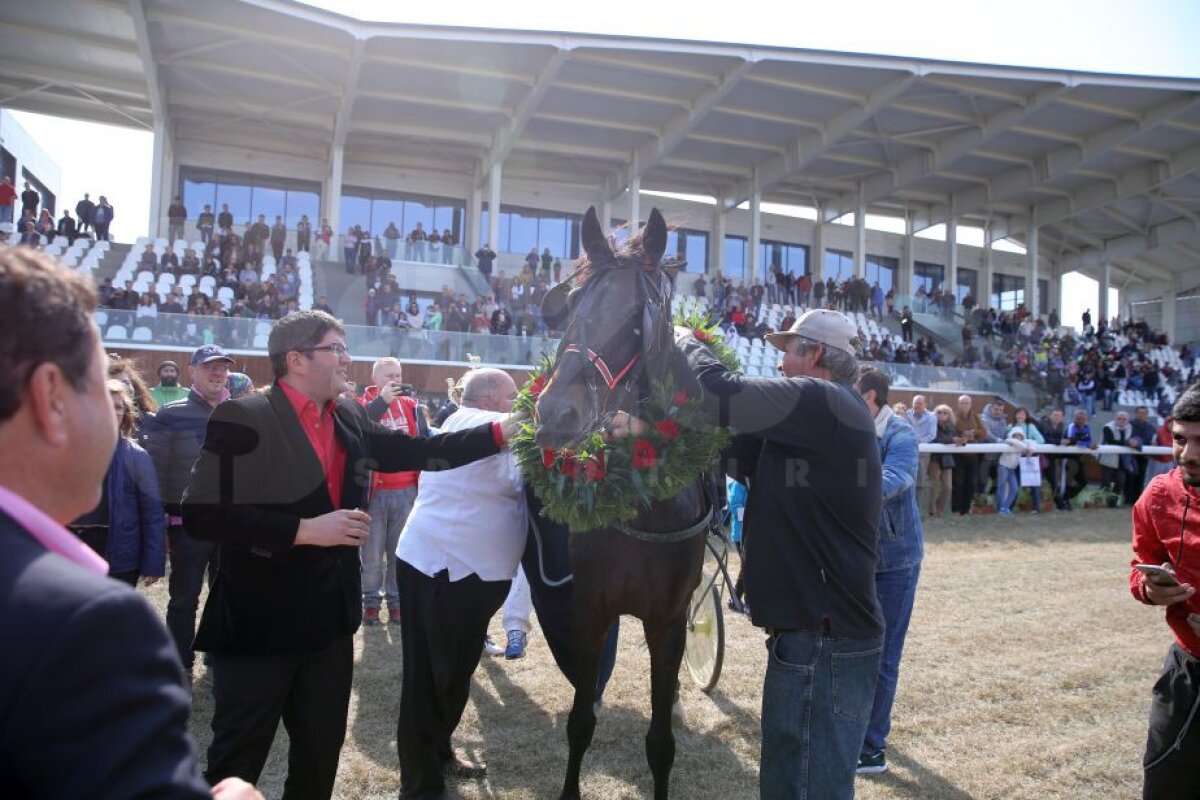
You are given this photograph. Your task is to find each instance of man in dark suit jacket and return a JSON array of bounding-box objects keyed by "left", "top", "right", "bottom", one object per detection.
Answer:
[
  {"left": 183, "top": 310, "right": 517, "bottom": 799},
  {"left": 0, "top": 247, "right": 259, "bottom": 799}
]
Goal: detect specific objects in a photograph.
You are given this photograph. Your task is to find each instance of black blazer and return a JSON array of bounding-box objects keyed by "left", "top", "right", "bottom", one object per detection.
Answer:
[
  {"left": 0, "top": 511, "right": 208, "bottom": 798},
  {"left": 182, "top": 383, "right": 501, "bottom": 655}
]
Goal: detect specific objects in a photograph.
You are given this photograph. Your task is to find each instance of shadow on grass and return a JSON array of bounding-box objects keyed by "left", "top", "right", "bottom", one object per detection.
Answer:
[
  {"left": 471, "top": 654, "right": 757, "bottom": 798},
  {"left": 923, "top": 507, "right": 1132, "bottom": 546},
  {"left": 350, "top": 622, "right": 404, "bottom": 770},
  {"left": 859, "top": 746, "right": 974, "bottom": 800}
]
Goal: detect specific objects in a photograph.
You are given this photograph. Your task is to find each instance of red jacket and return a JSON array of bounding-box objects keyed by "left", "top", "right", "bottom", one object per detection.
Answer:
[
  {"left": 1131, "top": 467, "right": 1200, "bottom": 657},
  {"left": 357, "top": 386, "right": 421, "bottom": 491}
]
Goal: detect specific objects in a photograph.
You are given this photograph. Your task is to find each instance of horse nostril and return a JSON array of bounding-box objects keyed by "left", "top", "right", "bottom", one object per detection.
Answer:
[{"left": 553, "top": 405, "right": 580, "bottom": 435}]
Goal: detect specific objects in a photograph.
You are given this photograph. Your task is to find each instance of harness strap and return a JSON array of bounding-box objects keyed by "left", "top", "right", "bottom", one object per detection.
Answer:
[
  {"left": 614, "top": 504, "right": 715, "bottom": 543},
  {"left": 561, "top": 344, "right": 639, "bottom": 391}
]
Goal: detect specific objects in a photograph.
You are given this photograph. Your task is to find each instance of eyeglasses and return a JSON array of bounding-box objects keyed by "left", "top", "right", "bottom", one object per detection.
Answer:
[{"left": 300, "top": 343, "right": 350, "bottom": 357}]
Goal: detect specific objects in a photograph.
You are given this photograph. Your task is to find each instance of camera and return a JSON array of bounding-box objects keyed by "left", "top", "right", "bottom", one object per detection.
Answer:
[{"left": 397, "top": 383, "right": 415, "bottom": 397}]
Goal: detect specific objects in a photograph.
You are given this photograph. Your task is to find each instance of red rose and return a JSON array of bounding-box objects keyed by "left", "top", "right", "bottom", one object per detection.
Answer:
[
  {"left": 673, "top": 390, "right": 689, "bottom": 406},
  {"left": 694, "top": 327, "right": 714, "bottom": 343},
  {"left": 584, "top": 452, "right": 607, "bottom": 482},
  {"left": 632, "top": 439, "right": 658, "bottom": 470},
  {"left": 560, "top": 454, "right": 580, "bottom": 478},
  {"left": 529, "top": 374, "right": 547, "bottom": 398},
  {"left": 542, "top": 448, "right": 556, "bottom": 469},
  {"left": 655, "top": 420, "right": 680, "bottom": 441}
]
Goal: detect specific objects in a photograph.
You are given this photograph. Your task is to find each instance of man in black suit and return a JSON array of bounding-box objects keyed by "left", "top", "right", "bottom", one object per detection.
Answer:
[
  {"left": 0, "top": 248, "right": 260, "bottom": 799},
  {"left": 183, "top": 310, "right": 519, "bottom": 799}
]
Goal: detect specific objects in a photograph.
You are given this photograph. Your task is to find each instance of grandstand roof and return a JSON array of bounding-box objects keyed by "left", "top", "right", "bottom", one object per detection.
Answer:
[{"left": 6, "top": 0, "right": 1200, "bottom": 288}]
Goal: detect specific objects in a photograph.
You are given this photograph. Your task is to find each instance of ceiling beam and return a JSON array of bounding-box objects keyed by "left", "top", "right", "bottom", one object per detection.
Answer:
[
  {"left": 479, "top": 48, "right": 571, "bottom": 184},
  {"left": 723, "top": 72, "right": 919, "bottom": 209},
  {"left": 0, "top": 60, "right": 147, "bottom": 101},
  {"left": 1057, "top": 216, "right": 1197, "bottom": 276},
  {"left": 821, "top": 82, "right": 1070, "bottom": 221},
  {"left": 333, "top": 39, "right": 365, "bottom": 147},
  {"left": 163, "top": 57, "right": 339, "bottom": 94},
  {"left": 145, "top": 8, "right": 349, "bottom": 56},
  {"left": 934, "top": 93, "right": 1200, "bottom": 225},
  {"left": 4, "top": 21, "right": 136, "bottom": 57},
  {"left": 127, "top": 0, "right": 166, "bottom": 120},
  {"left": 531, "top": 111, "right": 660, "bottom": 136}
]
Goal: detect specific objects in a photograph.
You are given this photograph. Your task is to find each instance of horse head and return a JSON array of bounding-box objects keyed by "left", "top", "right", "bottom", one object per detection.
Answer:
[{"left": 535, "top": 206, "right": 675, "bottom": 449}]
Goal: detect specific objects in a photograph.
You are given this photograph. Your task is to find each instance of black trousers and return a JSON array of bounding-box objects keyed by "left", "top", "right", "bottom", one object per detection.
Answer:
[
  {"left": 951, "top": 454, "right": 979, "bottom": 514},
  {"left": 166, "top": 526, "right": 218, "bottom": 672},
  {"left": 396, "top": 559, "right": 510, "bottom": 800},
  {"left": 1144, "top": 643, "right": 1200, "bottom": 799},
  {"left": 206, "top": 634, "right": 353, "bottom": 800}
]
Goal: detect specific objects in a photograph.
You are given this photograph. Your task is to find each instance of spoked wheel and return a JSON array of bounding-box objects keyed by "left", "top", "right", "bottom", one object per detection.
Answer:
[{"left": 683, "top": 578, "right": 724, "bottom": 693}]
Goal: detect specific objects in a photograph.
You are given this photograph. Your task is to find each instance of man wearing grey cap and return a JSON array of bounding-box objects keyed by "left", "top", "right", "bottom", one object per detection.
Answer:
[
  {"left": 678, "top": 308, "right": 884, "bottom": 800},
  {"left": 147, "top": 344, "right": 235, "bottom": 678}
]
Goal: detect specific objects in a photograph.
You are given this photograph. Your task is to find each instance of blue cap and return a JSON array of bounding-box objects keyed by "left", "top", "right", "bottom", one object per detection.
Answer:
[{"left": 190, "top": 344, "right": 234, "bottom": 366}]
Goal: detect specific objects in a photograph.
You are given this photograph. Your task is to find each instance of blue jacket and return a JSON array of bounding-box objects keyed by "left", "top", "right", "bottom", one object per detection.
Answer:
[
  {"left": 104, "top": 438, "right": 167, "bottom": 577},
  {"left": 877, "top": 411, "right": 924, "bottom": 572}
]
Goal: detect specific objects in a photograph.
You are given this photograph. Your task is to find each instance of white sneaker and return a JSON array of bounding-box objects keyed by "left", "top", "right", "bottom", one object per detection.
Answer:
[{"left": 483, "top": 635, "right": 504, "bottom": 657}]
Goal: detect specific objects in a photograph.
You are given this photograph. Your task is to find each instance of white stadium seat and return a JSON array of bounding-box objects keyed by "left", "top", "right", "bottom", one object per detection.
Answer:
[
  {"left": 132, "top": 327, "right": 153, "bottom": 342},
  {"left": 106, "top": 325, "right": 128, "bottom": 340}
]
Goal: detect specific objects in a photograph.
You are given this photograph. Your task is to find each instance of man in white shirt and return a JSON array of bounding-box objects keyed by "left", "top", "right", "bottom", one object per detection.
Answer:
[
  {"left": 906, "top": 395, "right": 937, "bottom": 511},
  {"left": 394, "top": 367, "right": 524, "bottom": 799}
]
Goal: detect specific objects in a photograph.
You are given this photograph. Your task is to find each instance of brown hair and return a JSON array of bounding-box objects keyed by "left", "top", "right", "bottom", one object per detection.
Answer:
[
  {"left": 0, "top": 247, "right": 98, "bottom": 422},
  {"left": 107, "top": 378, "right": 140, "bottom": 439},
  {"left": 107, "top": 354, "right": 158, "bottom": 413}
]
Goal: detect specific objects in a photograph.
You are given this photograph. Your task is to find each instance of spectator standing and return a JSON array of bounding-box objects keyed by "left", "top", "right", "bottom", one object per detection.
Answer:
[
  {"left": 928, "top": 404, "right": 957, "bottom": 517},
  {"left": 19, "top": 181, "right": 38, "bottom": 219},
  {"left": 980, "top": 399, "right": 1011, "bottom": 495},
  {"left": 1100, "top": 411, "right": 1139, "bottom": 504},
  {"left": 900, "top": 306, "right": 914, "bottom": 343},
  {"left": 1130, "top": 386, "right": 1200, "bottom": 798},
  {"left": 270, "top": 215, "right": 287, "bottom": 261},
  {"left": 56, "top": 208, "right": 77, "bottom": 243},
  {"left": 475, "top": 243, "right": 496, "bottom": 282},
  {"left": 1062, "top": 408, "right": 1098, "bottom": 505},
  {"left": 296, "top": 214, "right": 313, "bottom": 253},
  {"left": 855, "top": 368, "right": 924, "bottom": 776},
  {"left": 342, "top": 227, "right": 358, "bottom": 273},
  {"left": 995, "top": 426, "right": 1036, "bottom": 515},
  {"left": 75, "top": 192, "right": 95, "bottom": 235},
  {"left": 92, "top": 196, "right": 114, "bottom": 241},
  {"left": 1039, "top": 408, "right": 1071, "bottom": 510},
  {"left": 70, "top": 378, "right": 167, "bottom": 586},
  {"left": 197, "top": 204, "right": 215, "bottom": 245},
  {"left": 907, "top": 394, "right": 936, "bottom": 509},
  {"left": 1131, "top": 406, "right": 1159, "bottom": 501},
  {"left": 0, "top": 248, "right": 264, "bottom": 799},
  {"left": 1143, "top": 415, "right": 1175, "bottom": 489},
  {"left": 951, "top": 394, "right": 992, "bottom": 515},
  {"left": 217, "top": 203, "right": 234, "bottom": 232},
  {"left": 680, "top": 309, "right": 882, "bottom": 799},
  {"left": 0, "top": 177, "right": 16, "bottom": 223},
  {"left": 168, "top": 196, "right": 188, "bottom": 243},
  {"left": 150, "top": 359, "right": 189, "bottom": 407},
  {"left": 394, "top": 368, "right": 523, "bottom": 798},
  {"left": 357, "top": 358, "right": 427, "bottom": 626},
  {"left": 182, "top": 312, "right": 512, "bottom": 796},
  {"left": 146, "top": 345, "right": 234, "bottom": 678}
]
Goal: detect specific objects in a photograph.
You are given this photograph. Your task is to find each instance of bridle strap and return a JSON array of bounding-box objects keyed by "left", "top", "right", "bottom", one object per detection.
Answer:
[{"left": 560, "top": 344, "right": 639, "bottom": 391}]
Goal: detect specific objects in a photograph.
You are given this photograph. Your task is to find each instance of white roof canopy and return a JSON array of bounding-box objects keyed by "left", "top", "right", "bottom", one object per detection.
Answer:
[{"left": 5, "top": 0, "right": 1200, "bottom": 287}]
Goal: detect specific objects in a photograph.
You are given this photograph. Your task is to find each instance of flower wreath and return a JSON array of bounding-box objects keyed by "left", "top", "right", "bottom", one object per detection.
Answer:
[{"left": 511, "top": 314, "right": 737, "bottom": 532}]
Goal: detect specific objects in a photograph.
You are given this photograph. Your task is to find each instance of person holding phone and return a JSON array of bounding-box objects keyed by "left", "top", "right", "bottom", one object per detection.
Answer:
[{"left": 1131, "top": 384, "right": 1200, "bottom": 798}]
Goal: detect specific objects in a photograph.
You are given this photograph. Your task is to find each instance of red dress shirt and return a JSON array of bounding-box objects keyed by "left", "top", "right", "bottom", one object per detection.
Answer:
[{"left": 279, "top": 380, "right": 346, "bottom": 509}]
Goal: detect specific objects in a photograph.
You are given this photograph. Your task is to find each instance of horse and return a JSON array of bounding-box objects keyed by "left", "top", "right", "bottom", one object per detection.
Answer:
[{"left": 534, "top": 206, "right": 715, "bottom": 800}]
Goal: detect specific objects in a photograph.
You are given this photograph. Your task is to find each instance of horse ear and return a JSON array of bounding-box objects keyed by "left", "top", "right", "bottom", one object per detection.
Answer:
[
  {"left": 642, "top": 208, "right": 667, "bottom": 265},
  {"left": 581, "top": 206, "right": 613, "bottom": 264}
]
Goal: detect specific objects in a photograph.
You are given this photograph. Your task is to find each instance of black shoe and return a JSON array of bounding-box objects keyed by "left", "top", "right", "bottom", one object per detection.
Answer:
[
  {"left": 443, "top": 754, "right": 487, "bottom": 780},
  {"left": 856, "top": 750, "right": 888, "bottom": 775}
]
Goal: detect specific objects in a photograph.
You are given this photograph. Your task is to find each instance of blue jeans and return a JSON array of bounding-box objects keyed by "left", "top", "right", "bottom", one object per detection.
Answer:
[
  {"left": 996, "top": 463, "right": 1021, "bottom": 512},
  {"left": 863, "top": 564, "right": 921, "bottom": 756},
  {"left": 761, "top": 631, "right": 883, "bottom": 799}
]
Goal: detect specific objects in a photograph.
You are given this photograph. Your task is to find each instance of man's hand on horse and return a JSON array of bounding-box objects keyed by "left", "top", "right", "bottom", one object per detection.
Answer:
[
  {"left": 500, "top": 409, "right": 531, "bottom": 443},
  {"left": 606, "top": 410, "right": 648, "bottom": 440}
]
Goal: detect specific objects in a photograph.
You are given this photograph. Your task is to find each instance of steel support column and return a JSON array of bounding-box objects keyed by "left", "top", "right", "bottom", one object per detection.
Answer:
[
  {"left": 488, "top": 161, "right": 502, "bottom": 257},
  {"left": 854, "top": 185, "right": 866, "bottom": 279},
  {"left": 1027, "top": 209, "right": 1039, "bottom": 317},
  {"left": 712, "top": 200, "right": 726, "bottom": 277},
  {"left": 1099, "top": 262, "right": 1111, "bottom": 324},
  {"left": 325, "top": 144, "right": 343, "bottom": 242},
  {"left": 749, "top": 190, "right": 762, "bottom": 284}
]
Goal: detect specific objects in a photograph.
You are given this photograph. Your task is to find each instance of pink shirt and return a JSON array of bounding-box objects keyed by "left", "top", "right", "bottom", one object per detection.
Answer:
[{"left": 0, "top": 484, "right": 108, "bottom": 575}]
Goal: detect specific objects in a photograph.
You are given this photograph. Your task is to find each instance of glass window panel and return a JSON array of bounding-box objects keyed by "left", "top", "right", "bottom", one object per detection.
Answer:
[
  {"left": 957, "top": 267, "right": 978, "bottom": 304},
  {"left": 508, "top": 211, "right": 537, "bottom": 255},
  {"left": 340, "top": 195, "right": 371, "bottom": 233},
  {"left": 183, "top": 177, "right": 216, "bottom": 217},
  {"left": 866, "top": 255, "right": 898, "bottom": 293},
  {"left": 498, "top": 211, "right": 513, "bottom": 252},
  {"left": 537, "top": 216, "right": 568, "bottom": 257},
  {"left": 991, "top": 273, "right": 1024, "bottom": 311},
  {"left": 285, "top": 189, "right": 319, "bottom": 229},
  {"left": 666, "top": 231, "right": 680, "bottom": 261},
  {"left": 371, "top": 199, "right": 403, "bottom": 236},
  {"left": 252, "top": 187, "right": 286, "bottom": 226},
  {"left": 723, "top": 236, "right": 746, "bottom": 279},
  {"left": 787, "top": 244, "right": 808, "bottom": 275},
  {"left": 216, "top": 183, "right": 251, "bottom": 224},
  {"left": 686, "top": 232, "right": 708, "bottom": 274},
  {"left": 404, "top": 200, "right": 433, "bottom": 236},
  {"left": 480, "top": 209, "right": 491, "bottom": 246},
  {"left": 825, "top": 249, "right": 852, "bottom": 280},
  {"left": 913, "top": 261, "right": 944, "bottom": 293}
]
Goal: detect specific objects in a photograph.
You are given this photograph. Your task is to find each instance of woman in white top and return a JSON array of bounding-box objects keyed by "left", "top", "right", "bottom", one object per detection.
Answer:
[{"left": 136, "top": 292, "right": 158, "bottom": 320}]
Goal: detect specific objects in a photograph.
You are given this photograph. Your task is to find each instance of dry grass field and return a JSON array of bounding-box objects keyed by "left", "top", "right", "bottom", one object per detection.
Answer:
[{"left": 148, "top": 508, "right": 1167, "bottom": 799}]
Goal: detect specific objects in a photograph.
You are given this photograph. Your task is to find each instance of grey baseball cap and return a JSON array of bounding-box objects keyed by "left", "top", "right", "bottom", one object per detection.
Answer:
[{"left": 764, "top": 309, "right": 860, "bottom": 356}]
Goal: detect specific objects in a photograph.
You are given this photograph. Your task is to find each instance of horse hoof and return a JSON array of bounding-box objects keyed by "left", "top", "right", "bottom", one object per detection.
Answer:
[{"left": 671, "top": 696, "right": 687, "bottom": 729}]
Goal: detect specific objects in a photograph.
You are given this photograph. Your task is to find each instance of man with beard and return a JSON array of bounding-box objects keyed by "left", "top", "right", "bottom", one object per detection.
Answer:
[
  {"left": 1131, "top": 384, "right": 1200, "bottom": 798},
  {"left": 150, "top": 360, "right": 188, "bottom": 408}
]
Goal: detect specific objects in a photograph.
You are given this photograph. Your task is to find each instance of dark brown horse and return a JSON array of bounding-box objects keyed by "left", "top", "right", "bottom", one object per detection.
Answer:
[{"left": 534, "top": 207, "right": 713, "bottom": 800}]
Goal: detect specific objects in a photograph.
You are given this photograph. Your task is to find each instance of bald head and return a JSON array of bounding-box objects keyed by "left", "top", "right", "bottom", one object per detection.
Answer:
[{"left": 460, "top": 368, "right": 518, "bottom": 413}]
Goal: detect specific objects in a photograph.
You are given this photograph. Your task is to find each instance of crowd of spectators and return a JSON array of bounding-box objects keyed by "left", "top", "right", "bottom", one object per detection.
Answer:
[{"left": 3, "top": 185, "right": 115, "bottom": 245}]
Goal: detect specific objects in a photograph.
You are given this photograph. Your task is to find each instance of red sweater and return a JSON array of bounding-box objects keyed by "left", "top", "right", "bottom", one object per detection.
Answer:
[
  {"left": 1131, "top": 467, "right": 1200, "bottom": 657},
  {"left": 358, "top": 386, "right": 420, "bottom": 492}
]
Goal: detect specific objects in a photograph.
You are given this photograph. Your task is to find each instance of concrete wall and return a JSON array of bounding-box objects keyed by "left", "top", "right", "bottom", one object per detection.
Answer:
[{"left": 0, "top": 109, "right": 63, "bottom": 213}]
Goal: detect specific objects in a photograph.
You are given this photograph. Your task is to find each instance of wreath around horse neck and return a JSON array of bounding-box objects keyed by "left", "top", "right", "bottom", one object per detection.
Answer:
[{"left": 512, "top": 312, "right": 737, "bottom": 532}]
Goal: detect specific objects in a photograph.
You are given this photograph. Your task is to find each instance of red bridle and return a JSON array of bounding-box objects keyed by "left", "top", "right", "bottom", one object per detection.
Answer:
[{"left": 559, "top": 344, "right": 640, "bottom": 391}]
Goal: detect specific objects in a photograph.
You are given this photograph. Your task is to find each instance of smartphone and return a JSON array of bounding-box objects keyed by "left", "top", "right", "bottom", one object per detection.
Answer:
[{"left": 1134, "top": 564, "right": 1181, "bottom": 587}]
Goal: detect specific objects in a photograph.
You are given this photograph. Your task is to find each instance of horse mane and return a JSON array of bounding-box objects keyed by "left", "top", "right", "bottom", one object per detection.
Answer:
[{"left": 572, "top": 223, "right": 683, "bottom": 288}]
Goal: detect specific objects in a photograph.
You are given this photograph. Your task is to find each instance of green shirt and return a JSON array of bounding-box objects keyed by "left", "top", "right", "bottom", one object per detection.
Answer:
[{"left": 149, "top": 385, "right": 189, "bottom": 408}]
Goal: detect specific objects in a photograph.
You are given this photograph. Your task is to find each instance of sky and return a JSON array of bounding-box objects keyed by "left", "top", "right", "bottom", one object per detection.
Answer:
[{"left": 11, "top": 0, "right": 1200, "bottom": 325}]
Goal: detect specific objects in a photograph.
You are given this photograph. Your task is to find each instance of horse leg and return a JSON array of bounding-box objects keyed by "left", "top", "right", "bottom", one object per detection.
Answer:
[
  {"left": 643, "top": 618, "right": 687, "bottom": 800},
  {"left": 559, "top": 611, "right": 610, "bottom": 800}
]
